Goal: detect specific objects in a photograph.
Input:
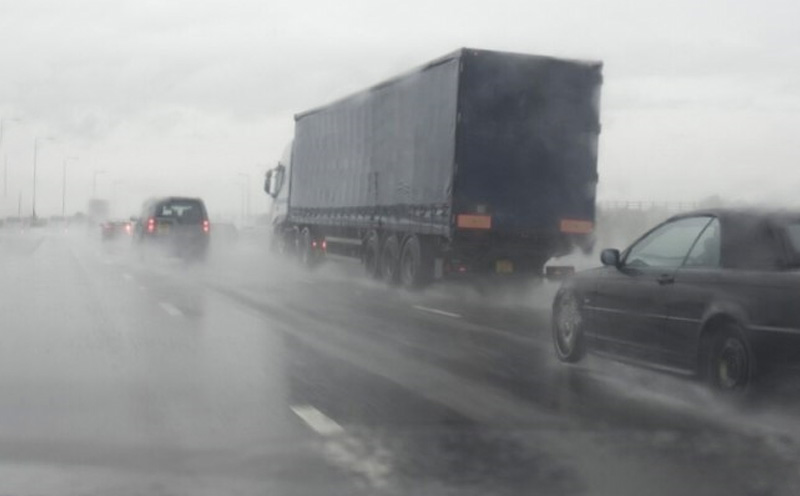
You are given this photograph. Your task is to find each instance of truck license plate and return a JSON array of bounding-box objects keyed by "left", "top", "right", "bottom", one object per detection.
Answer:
[{"left": 496, "top": 260, "right": 513, "bottom": 274}]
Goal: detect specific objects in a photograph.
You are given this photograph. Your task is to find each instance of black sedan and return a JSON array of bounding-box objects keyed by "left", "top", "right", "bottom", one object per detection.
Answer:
[{"left": 552, "top": 208, "right": 800, "bottom": 393}]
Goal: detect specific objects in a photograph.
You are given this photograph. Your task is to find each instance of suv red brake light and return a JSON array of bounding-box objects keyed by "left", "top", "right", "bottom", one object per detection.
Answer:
[
  {"left": 147, "top": 217, "right": 155, "bottom": 233},
  {"left": 203, "top": 220, "right": 209, "bottom": 233}
]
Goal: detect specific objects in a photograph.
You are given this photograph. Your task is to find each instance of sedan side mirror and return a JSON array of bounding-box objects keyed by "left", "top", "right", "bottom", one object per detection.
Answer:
[{"left": 601, "top": 248, "right": 621, "bottom": 267}]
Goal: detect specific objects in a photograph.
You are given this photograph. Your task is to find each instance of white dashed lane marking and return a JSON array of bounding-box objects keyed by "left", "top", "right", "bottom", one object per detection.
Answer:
[
  {"left": 122, "top": 273, "right": 133, "bottom": 282},
  {"left": 290, "top": 405, "right": 344, "bottom": 436},
  {"left": 412, "top": 305, "right": 462, "bottom": 319},
  {"left": 159, "top": 302, "right": 184, "bottom": 317}
]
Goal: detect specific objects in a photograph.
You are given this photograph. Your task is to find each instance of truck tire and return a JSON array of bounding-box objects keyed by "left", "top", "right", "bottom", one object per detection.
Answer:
[
  {"left": 286, "top": 227, "right": 300, "bottom": 257},
  {"left": 380, "top": 235, "right": 400, "bottom": 284},
  {"left": 363, "top": 231, "right": 381, "bottom": 279},
  {"left": 269, "top": 228, "right": 282, "bottom": 254},
  {"left": 299, "top": 227, "right": 315, "bottom": 267},
  {"left": 400, "top": 234, "right": 432, "bottom": 288}
]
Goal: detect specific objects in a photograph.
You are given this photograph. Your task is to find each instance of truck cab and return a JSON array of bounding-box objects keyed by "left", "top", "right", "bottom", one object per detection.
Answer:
[{"left": 264, "top": 143, "right": 292, "bottom": 247}]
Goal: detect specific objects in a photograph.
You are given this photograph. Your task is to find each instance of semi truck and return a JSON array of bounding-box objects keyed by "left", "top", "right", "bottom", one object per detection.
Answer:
[{"left": 264, "top": 48, "right": 603, "bottom": 287}]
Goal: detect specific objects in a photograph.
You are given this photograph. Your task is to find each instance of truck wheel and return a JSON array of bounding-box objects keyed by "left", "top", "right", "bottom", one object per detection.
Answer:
[
  {"left": 380, "top": 235, "right": 400, "bottom": 284},
  {"left": 287, "top": 227, "right": 300, "bottom": 256},
  {"left": 400, "top": 235, "right": 432, "bottom": 288},
  {"left": 363, "top": 231, "right": 381, "bottom": 279},
  {"left": 269, "top": 226, "right": 284, "bottom": 254},
  {"left": 299, "top": 227, "right": 315, "bottom": 267}
]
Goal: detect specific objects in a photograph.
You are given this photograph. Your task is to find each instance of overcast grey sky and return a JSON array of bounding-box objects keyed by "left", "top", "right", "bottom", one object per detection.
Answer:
[{"left": 1, "top": 0, "right": 799, "bottom": 218}]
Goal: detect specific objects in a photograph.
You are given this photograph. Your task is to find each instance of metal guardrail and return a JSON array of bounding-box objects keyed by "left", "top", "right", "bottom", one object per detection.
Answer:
[{"left": 598, "top": 201, "right": 700, "bottom": 212}]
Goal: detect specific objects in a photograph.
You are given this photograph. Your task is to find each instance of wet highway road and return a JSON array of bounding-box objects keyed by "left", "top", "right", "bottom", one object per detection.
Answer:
[{"left": 2, "top": 227, "right": 800, "bottom": 495}]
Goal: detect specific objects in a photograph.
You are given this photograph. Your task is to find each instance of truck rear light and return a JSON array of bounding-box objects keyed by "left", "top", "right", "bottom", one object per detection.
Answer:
[
  {"left": 559, "top": 219, "right": 593, "bottom": 234},
  {"left": 203, "top": 220, "right": 210, "bottom": 233},
  {"left": 457, "top": 214, "right": 492, "bottom": 229},
  {"left": 445, "top": 261, "right": 469, "bottom": 274},
  {"left": 147, "top": 217, "right": 155, "bottom": 233}
]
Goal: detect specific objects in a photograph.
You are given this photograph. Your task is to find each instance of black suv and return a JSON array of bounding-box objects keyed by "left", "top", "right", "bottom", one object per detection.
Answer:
[{"left": 134, "top": 197, "right": 210, "bottom": 260}]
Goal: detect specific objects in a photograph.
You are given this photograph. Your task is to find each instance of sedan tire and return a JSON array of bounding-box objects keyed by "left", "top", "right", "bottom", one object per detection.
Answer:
[
  {"left": 706, "top": 325, "right": 755, "bottom": 394},
  {"left": 552, "top": 293, "right": 586, "bottom": 363}
]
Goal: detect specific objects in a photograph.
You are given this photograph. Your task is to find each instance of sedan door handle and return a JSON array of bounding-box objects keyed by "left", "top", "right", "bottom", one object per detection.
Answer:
[{"left": 657, "top": 274, "right": 675, "bottom": 285}]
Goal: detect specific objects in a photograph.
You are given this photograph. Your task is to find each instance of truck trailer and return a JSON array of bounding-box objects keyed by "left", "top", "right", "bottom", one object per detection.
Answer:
[{"left": 265, "top": 48, "right": 603, "bottom": 287}]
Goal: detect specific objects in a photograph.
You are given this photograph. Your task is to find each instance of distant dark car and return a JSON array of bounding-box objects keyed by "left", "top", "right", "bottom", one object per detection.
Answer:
[
  {"left": 133, "top": 197, "right": 210, "bottom": 260},
  {"left": 552, "top": 209, "right": 800, "bottom": 394},
  {"left": 100, "top": 220, "right": 132, "bottom": 241}
]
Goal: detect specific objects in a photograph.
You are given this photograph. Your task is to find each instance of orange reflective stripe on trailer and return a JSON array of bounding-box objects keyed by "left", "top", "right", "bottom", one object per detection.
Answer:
[
  {"left": 560, "top": 219, "right": 593, "bottom": 234},
  {"left": 457, "top": 214, "right": 492, "bottom": 229}
]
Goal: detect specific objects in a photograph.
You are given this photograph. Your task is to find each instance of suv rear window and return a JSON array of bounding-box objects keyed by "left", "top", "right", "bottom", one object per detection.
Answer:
[{"left": 156, "top": 200, "right": 206, "bottom": 223}]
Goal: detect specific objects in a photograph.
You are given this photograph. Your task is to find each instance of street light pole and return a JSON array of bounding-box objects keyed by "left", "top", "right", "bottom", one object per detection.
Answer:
[
  {"left": 111, "top": 179, "right": 124, "bottom": 217},
  {"left": 62, "top": 156, "right": 78, "bottom": 217},
  {"left": 32, "top": 138, "right": 39, "bottom": 219},
  {"left": 92, "top": 169, "right": 106, "bottom": 198},
  {"left": 31, "top": 136, "right": 55, "bottom": 220},
  {"left": 1, "top": 117, "right": 21, "bottom": 198},
  {"left": 238, "top": 172, "right": 251, "bottom": 219},
  {"left": 1, "top": 122, "right": 6, "bottom": 199}
]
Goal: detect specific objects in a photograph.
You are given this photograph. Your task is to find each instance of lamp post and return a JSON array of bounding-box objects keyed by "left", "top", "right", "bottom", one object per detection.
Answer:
[
  {"left": 256, "top": 163, "right": 268, "bottom": 212},
  {"left": 62, "top": 156, "right": 78, "bottom": 217},
  {"left": 1, "top": 117, "right": 21, "bottom": 198},
  {"left": 237, "top": 172, "right": 251, "bottom": 219},
  {"left": 32, "top": 136, "right": 54, "bottom": 220},
  {"left": 111, "top": 179, "right": 124, "bottom": 216},
  {"left": 92, "top": 169, "right": 106, "bottom": 198}
]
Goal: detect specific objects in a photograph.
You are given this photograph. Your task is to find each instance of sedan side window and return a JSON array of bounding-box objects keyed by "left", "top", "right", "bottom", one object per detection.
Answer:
[
  {"left": 684, "top": 219, "right": 721, "bottom": 268},
  {"left": 624, "top": 216, "right": 712, "bottom": 269}
]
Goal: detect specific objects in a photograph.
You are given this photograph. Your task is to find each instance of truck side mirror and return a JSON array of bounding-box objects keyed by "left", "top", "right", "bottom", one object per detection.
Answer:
[
  {"left": 264, "top": 171, "right": 274, "bottom": 196},
  {"left": 265, "top": 164, "right": 286, "bottom": 199}
]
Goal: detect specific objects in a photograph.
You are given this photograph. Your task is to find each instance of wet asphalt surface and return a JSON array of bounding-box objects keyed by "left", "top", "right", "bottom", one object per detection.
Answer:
[{"left": 1, "top": 226, "right": 800, "bottom": 495}]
